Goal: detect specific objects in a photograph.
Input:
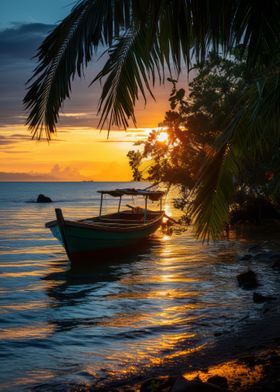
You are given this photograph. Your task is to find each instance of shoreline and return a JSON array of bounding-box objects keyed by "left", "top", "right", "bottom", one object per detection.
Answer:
[{"left": 92, "top": 300, "right": 280, "bottom": 391}]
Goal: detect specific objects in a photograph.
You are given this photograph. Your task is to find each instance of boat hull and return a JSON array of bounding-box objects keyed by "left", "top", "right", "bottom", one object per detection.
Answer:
[{"left": 49, "top": 213, "right": 163, "bottom": 263}]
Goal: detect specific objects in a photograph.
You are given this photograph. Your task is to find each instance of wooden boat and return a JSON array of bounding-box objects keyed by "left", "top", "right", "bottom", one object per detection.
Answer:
[{"left": 46, "top": 188, "right": 165, "bottom": 263}]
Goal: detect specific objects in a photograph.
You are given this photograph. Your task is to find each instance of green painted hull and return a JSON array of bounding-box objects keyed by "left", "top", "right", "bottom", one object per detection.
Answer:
[{"left": 49, "top": 214, "right": 163, "bottom": 262}]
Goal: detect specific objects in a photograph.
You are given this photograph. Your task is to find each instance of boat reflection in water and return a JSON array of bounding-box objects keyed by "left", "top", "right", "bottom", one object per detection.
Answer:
[{"left": 44, "top": 237, "right": 157, "bottom": 311}]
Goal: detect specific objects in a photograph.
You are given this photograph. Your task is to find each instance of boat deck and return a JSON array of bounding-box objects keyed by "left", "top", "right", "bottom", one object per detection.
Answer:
[{"left": 82, "top": 210, "right": 162, "bottom": 226}]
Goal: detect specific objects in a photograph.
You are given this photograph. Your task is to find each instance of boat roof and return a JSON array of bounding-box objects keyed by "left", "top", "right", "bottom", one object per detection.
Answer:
[{"left": 97, "top": 188, "right": 164, "bottom": 199}]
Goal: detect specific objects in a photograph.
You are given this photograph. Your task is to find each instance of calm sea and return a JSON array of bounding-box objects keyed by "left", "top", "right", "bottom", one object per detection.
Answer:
[{"left": 0, "top": 182, "right": 279, "bottom": 391}]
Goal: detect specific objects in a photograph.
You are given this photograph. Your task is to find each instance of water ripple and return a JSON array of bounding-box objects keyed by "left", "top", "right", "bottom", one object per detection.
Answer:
[{"left": 0, "top": 182, "right": 280, "bottom": 391}]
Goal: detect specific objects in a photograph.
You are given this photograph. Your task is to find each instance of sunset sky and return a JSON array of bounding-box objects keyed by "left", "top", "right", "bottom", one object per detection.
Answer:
[{"left": 0, "top": 0, "right": 186, "bottom": 181}]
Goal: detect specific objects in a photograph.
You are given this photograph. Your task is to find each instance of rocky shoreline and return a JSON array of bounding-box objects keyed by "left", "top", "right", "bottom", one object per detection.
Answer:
[
  {"left": 94, "top": 303, "right": 280, "bottom": 392},
  {"left": 92, "top": 245, "right": 280, "bottom": 392}
]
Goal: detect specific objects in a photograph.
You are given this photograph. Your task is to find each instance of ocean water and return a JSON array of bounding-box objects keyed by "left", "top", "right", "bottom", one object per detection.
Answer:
[{"left": 0, "top": 182, "right": 279, "bottom": 391}]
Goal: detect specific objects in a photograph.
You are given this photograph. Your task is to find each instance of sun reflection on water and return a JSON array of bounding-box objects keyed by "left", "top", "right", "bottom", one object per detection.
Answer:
[
  {"left": 1, "top": 183, "right": 279, "bottom": 390},
  {"left": 0, "top": 323, "right": 55, "bottom": 340}
]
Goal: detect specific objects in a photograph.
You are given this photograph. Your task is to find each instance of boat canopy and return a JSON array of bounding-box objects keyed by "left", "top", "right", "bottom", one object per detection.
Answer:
[{"left": 97, "top": 188, "right": 164, "bottom": 201}]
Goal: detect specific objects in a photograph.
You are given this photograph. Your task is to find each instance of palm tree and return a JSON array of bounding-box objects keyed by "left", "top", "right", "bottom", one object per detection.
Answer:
[{"left": 24, "top": 0, "right": 280, "bottom": 239}]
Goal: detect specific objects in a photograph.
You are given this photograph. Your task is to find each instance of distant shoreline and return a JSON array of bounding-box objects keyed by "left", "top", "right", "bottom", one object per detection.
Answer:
[{"left": 0, "top": 180, "right": 141, "bottom": 183}]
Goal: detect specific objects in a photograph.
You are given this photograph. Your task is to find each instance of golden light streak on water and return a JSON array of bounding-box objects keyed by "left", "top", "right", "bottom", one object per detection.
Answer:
[
  {"left": 104, "top": 334, "right": 204, "bottom": 379},
  {"left": 165, "top": 344, "right": 207, "bottom": 359},
  {"left": 106, "top": 288, "right": 201, "bottom": 301},
  {"left": 0, "top": 323, "right": 55, "bottom": 340},
  {"left": 0, "top": 301, "right": 48, "bottom": 314},
  {"left": 1, "top": 182, "right": 279, "bottom": 390}
]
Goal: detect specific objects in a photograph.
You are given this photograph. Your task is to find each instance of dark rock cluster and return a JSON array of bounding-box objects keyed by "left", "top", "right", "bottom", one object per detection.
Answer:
[
  {"left": 135, "top": 351, "right": 280, "bottom": 391},
  {"left": 139, "top": 375, "right": 228, "bottom": 392},
  {"left": 236, "top": 245, "right": 280, "bottom": 297}
]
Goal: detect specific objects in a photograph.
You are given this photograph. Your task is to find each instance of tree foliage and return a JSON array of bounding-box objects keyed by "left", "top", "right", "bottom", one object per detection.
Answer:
[
  {"left": 128, "top": 53, "right": 280, "bottom": 239},
  {"left": 128, "top": 53, "right": 246, "bottom": 186}
]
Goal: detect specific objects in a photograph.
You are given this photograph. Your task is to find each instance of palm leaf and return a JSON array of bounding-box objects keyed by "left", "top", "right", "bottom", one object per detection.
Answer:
[
  {"left": 190, "top": 70, "right": 280, "bottom": 239},
  {"left": 23, "top": 0, "right": 132, "bottom": 139},
  {"left": 91, "top": 26, "right": 164, "bottom": 131},
  {"left": 189, "top": 144, "right": 239, "bottom": 240},
  {"left": 24, "top": 0, "right": 280, "bottom": 140}
]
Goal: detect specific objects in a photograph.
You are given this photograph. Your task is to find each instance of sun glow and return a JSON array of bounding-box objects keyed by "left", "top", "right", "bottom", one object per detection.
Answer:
[
  {"left": 127, "top": 127, "right": 169, "bottom": 143},
  {"left": 156, "top": 131, "right": 169, "bottom": 143}
]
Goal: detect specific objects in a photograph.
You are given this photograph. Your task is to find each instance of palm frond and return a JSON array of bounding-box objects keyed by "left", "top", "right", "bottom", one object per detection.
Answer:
[
  {"left": 91, "top": 27, "right": 163, "bottom": 131},
  {"left": 24, "top": 0, "right": 280, "bottom": 138},
  {"left": 219, "top": 70, "right": 280, "bottom": 156},
  {"left": 92, "top": 0, "right": 280, "bottom": 131},
  {"left": 189, "top": 144, "right": 239, "bottom": 240},
  {"left": 190, "top": 69, "right": 280, "bottom": 239},
  {"left": 232, "top": 1, "right": 280, "bottom": 67},
  {"left": 23, "top": 0, "right": 132, "bottom": 139}
]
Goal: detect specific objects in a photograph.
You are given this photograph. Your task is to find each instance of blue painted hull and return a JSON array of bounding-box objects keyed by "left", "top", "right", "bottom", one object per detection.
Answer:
[{"left": 48, "top": 212, "right": 164, "bottom": 263}]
